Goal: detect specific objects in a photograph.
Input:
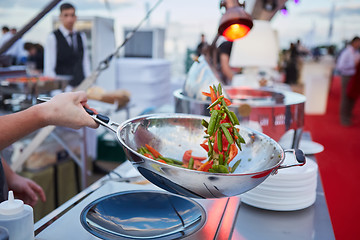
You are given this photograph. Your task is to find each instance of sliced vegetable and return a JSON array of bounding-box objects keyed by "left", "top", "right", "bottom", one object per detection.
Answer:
[
  {"left": 145, "top": 144, "right": 162, "bottom": 158},
  {"left": 138, "top": 83, "right": 245, "bottom": 174},
  {"left": 188, "top": 157, "right": 194, "bottom": 170}
]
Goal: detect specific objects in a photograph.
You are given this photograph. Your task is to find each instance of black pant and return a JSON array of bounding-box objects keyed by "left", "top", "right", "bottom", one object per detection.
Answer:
[{"left": 340, "top": 75, "right": 355, "bottom": 125}]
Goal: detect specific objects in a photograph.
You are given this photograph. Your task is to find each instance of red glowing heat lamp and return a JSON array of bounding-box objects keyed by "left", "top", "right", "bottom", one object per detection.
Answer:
[
  {"left": 218, "top": 3, "right": 253, "bottom": 42},
  {"left": 222, "top": 23, "right": 251, "bottom": 41}
]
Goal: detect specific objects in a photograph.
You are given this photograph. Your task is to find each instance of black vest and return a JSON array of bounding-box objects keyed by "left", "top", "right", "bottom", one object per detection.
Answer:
[{"left": 54, "top": 29, "right": 85, "bottom": 87}]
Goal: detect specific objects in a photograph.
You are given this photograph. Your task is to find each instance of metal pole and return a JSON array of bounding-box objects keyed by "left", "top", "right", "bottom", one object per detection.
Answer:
[{"left": 0, "top": 0, "right": 62, "bottom": 55}]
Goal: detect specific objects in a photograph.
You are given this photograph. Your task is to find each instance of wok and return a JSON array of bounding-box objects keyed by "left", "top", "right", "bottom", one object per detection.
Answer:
[
  {"left": 91, "top": 112, "right": 305, "bottom": 199},
  {"left": 37, "top": 97, "right": 305, "bottom": 198}
]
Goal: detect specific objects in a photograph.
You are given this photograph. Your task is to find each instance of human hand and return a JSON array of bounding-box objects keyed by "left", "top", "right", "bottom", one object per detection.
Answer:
[
  {"left": 7, "top": 174, "right": 46, "bottom": 207},
  {"left": 40, "top": 91, "right": 99, "bottom": 129}
]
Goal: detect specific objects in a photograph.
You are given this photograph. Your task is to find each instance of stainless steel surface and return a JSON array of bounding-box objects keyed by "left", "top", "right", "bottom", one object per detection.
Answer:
[
  {"left": 113, "top": 114, "right": 304, "bottom": 198},
  {"left": 80, "top": 191, "right": 206, "bottom": 239},
  {"left": 174, "top": 87, "right": 306, "bottom": 147},
  {"left": 34, "top": 156, "right": 334, "bottom": 240},
  {"left": 36, "top": 180, "right": 241, "bottom": 240}
]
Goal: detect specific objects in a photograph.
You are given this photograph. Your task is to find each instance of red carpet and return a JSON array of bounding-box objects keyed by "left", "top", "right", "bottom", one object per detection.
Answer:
[{"left": 304, "top": 76, "right": 360, "bottom": 240}]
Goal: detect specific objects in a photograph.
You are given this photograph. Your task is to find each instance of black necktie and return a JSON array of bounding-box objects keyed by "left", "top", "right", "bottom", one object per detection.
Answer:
[{"left": 69, "top": 32, "right": 75, "bottom": 51}]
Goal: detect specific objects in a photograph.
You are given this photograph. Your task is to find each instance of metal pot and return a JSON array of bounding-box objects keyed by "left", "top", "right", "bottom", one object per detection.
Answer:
[
  {"left": 174, "top": 87, "right": 306, "bottom": 149},
  {"left": 93, "top": 113, "right": 305, "bottom": 199}
]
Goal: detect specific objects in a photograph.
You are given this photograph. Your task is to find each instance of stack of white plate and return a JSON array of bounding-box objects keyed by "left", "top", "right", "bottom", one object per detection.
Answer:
[{"left": 241, "top": 154, "right": 318, "bottom": 211}]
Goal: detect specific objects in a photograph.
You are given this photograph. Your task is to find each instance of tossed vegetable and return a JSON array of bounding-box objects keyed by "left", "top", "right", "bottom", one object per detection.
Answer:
[{"left": 137, "top": 84, "right": 245, "bottom": 173}]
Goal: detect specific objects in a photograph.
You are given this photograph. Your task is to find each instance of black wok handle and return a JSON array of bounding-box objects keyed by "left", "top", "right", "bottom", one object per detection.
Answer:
[
  {"left": 278, "top": 149, "right": 306, "bottom": 169},
  {"left": 83, "top": 107, "right": 118, "bottom": 133},
  {"left": 294, "top": 149, "right": 306, "bottom": 164},
  {"left": 84, "top": 107, "right": 110, "bottom": 124},
  {"left": 37, "top": 97, "right": 117, "bottom": 132}
]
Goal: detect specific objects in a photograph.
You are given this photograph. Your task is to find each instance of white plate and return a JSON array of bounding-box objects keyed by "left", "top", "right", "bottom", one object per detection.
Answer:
[
  {"left": 241, "top": 192, "right": 316, "bottom": 211},
  {"left": 298, "top": 140, "right": 324, "bottom": 155},
  {"left": 260, "top": 173, "right": 317, "bottom": 188},
  {"left": 249, "top": 181, "right": 317, "bottom": 198},
  {"left": 278, "top": 130, "right": 324, "bottom": 155}
]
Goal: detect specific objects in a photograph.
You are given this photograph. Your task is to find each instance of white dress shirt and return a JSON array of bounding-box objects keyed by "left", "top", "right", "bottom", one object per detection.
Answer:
[
  {"left": 336, "top": 45, "right": 360, "bottom": 76},
  {"left": 44, "top": 24, "right": 91, "bottom": 78}
]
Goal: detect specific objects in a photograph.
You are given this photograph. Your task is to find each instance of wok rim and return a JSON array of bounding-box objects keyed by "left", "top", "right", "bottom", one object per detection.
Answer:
[{"left": 117, "top": 113, "right": 285, "bottom": 177}]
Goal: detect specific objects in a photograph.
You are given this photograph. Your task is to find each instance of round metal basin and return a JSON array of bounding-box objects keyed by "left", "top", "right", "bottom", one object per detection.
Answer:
[{"left": 80, "top": 191, "right": 206, "bottom": 239}]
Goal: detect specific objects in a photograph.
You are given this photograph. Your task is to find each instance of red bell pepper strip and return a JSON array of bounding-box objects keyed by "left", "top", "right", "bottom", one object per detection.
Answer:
[
  {"left": 145, "top": 144, "right": 162, "bottom": 159},
  {"left": 200, "top": 143, "right": 209, "bottom": 152},
  {"left": 183, "top": 149, "right": 207, "bottom": 162},
  {"left": 198, "top": 160, "right": 213, "bottom": 172},
  {"left": 224, "top": 98, "right": 232, "bottom": 106},
  {"left": 157, "top": 159, "right": 167, "bottom": 164},
  {"left": 183, "top": 150, "right": 193, "bottom": 162},
  {"left": 144, "top": 153, "right": 154, "bottom": 159},
  {"left": 209, "top": 86, "right": 217, "bottom": 103},
  {"left": 202, "top": 92, "right": 211, "bottom": 98},
  {"left": 227, "top": 144, "right": 238, "bottom": 163}
]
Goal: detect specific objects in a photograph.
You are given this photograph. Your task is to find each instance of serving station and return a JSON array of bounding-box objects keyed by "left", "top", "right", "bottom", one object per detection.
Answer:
[{"left": 34, "top": 148, "right": 334, "bottom": 239}]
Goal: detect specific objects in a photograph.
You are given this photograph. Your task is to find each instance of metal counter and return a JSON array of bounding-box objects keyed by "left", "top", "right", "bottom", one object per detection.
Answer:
[{"left": 34, "top": 156, "right": 335, "bottom": 240}]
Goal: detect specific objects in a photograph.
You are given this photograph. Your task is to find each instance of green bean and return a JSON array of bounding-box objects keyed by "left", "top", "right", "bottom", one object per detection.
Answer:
[
  {"left": 141, "top": 147, "right": 155, "bottom": 158},
  {"left": 209, "top": 165, "right": 229, "bottom": 173},
  {"left": 207, "top": 110, "right": 219, "bottom": 136},
  {"left": 221, "top": 125, "right": 234, "bottom": 145},
  {"left": 221, "top": 123, "right": 232, "bottom": 128},
  {"left": 217, "top": 83, "right": 222, "bottom": 96},
  {"left": 231, "top": 160, "right": 241, "bottom": 173},
  {"left": 235, "top": 138, "right": 242, "bottom": 151},
  {"left": 207, "top": 97, "right": 223, "bottom": 109},
  {"left": 233, "top": 127, "right": 246, "bottom": 143},
  {"left": 158, "top": 157, "right": 173, "bottom": 164},
  {"left": 213, "top": 84, "right": 217, "bottom": 96},
  {"left": 208, "top": 138, "right": 213, "bottom": 158},
  {"left": 230, "top": 111, "right": 240, "bottom": 125},
  {"left": 201, "top": 119, "right": 209, "bottom": 128},
  {"left": 188, "top": 157, "right": 194, "bottom": 170},
  {"left": 138, "top": 148, "right": 145, "bottom": 154},
  {"left": 159, "top": 156, "right": 183, "bottom": 165},
  {"left": 219, "top": 154, "right": 224, "bottom": 165},
  {"left": 225, "top": 143, "right": 231, "bottom": 155},
  {"left": 217, "top": 128, "right": 223, "bottom": 152},
  {"left": 222, "top": 99, "right": 236, "bottom": 126}
]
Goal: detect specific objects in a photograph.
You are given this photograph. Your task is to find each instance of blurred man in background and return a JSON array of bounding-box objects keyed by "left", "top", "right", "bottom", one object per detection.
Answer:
[
  {"left": 44, "top": 3, "right": 90, "bottom": 88},
  {"left": 336, "top": 36, "right": 360, "bottom": 126}
]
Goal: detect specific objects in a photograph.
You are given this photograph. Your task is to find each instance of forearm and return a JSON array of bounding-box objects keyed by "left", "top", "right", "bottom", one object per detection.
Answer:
[
  {"left": 221, "top": 65, "right": 234, "bottom": 81},
  {"left": 0, "top": 104, "right": 48, "bottom": 151},
  {"left": 1, "top": 158, "right": 15, "bottom": 183}
]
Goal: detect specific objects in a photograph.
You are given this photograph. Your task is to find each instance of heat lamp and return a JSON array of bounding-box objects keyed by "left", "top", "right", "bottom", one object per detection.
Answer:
[{"left": 218, "top": 0, "right": 253, "bottom": 41}]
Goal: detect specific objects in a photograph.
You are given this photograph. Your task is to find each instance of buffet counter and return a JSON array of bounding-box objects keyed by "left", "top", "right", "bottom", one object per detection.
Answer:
[{"left": 34, "top": 153, "right": 335, "bottom": 240}]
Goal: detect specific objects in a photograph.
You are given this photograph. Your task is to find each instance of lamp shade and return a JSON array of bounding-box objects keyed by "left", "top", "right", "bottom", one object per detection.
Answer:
[
  {"left": 218, "top": 6, "right": 253, "bottom": 41},
  {"left": 229, "top": 20, "right": 279, "bottom": 68}
]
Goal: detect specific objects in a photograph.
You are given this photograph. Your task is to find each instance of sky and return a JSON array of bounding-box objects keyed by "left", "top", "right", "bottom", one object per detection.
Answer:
[{"left": 0, "top": 0, "right": 359, "bottom": 71}]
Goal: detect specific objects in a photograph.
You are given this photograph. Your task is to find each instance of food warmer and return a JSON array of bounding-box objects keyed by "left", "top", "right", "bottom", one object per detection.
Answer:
[{"left": 174, "top": 56, "right": 306, "bottom": 148}]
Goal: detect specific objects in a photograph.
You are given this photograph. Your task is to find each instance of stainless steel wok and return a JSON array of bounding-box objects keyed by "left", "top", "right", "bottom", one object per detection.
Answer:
[{"left": 91, "top": 113, "right": 305, "bottom": 199}]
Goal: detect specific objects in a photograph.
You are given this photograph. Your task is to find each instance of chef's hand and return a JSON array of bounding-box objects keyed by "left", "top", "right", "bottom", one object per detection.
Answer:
[
  {"left": 7, "top": 173, "right": 46, "bottom": 207},
  {"left": 41, "top": 91, "right": 99, "bottom": 129}
]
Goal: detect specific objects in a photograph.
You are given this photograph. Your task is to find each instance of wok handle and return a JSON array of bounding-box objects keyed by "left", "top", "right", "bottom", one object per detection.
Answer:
[
  {"left": 84, "top": 107, "right": 119, "bottom": 133},
  {"left": 37, "top": 97, "right": 119, "bottom": 133},
  {"left": 278, "top": 149, "right": 306, "bottom": 169}
]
